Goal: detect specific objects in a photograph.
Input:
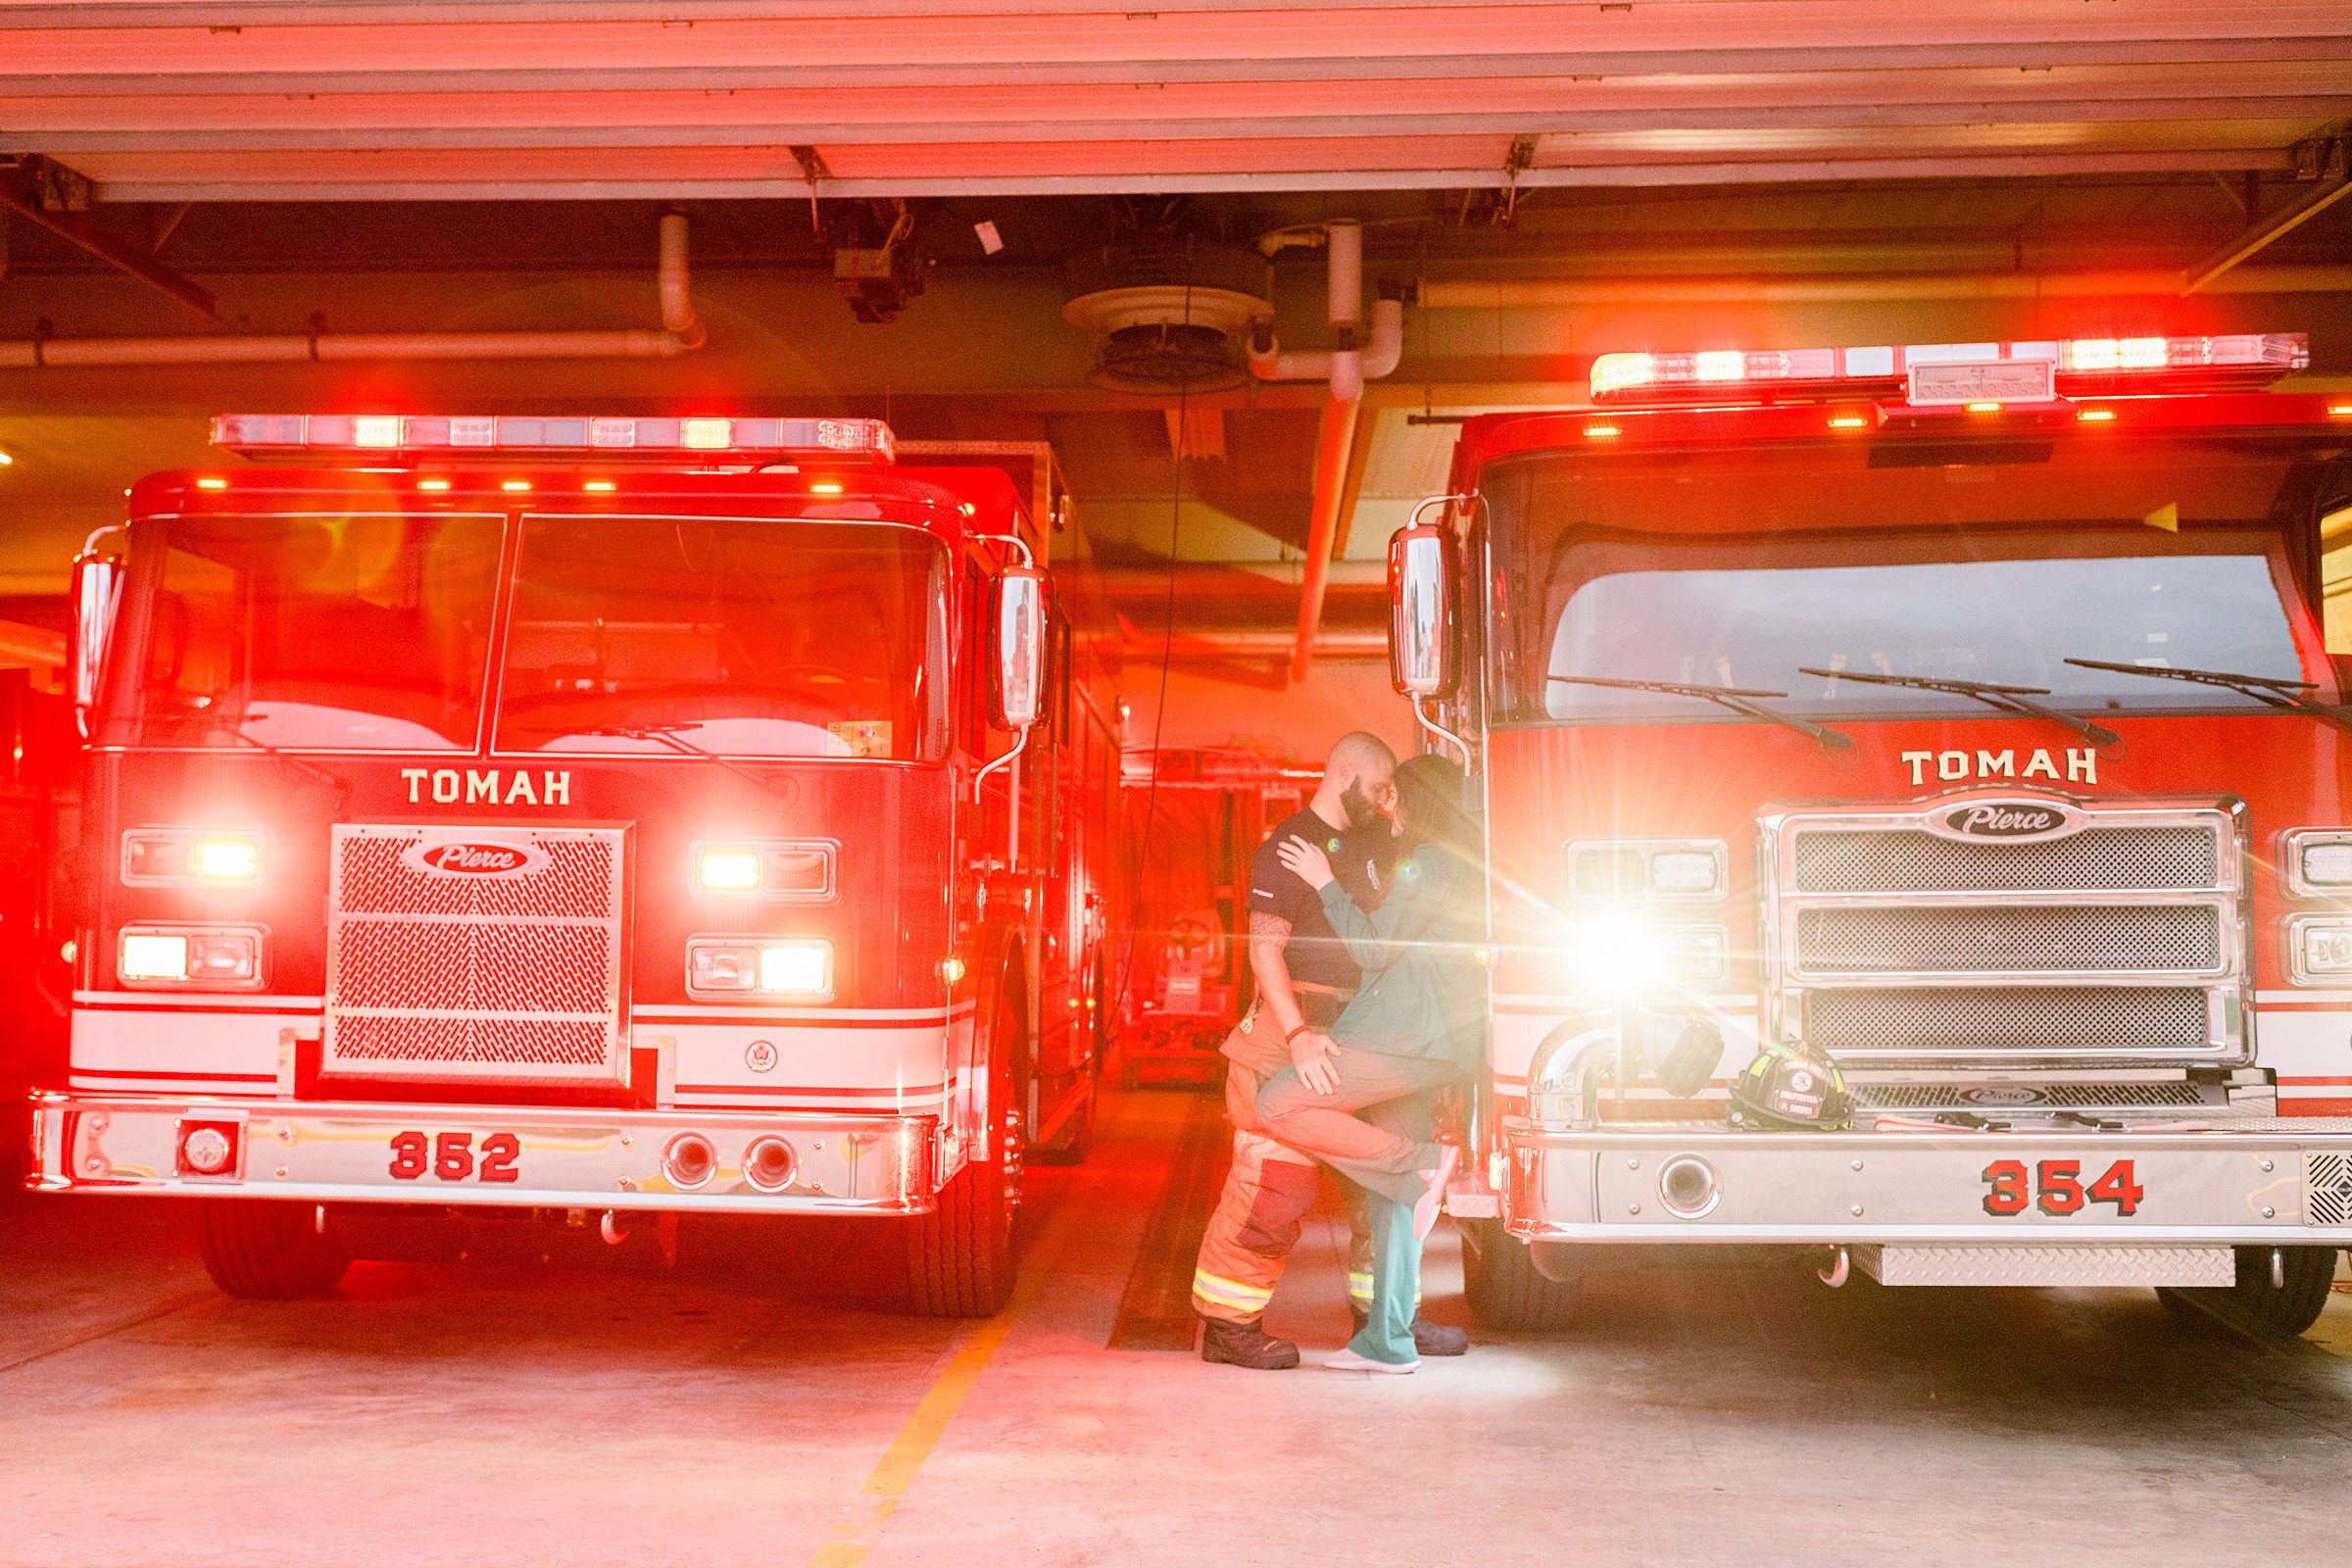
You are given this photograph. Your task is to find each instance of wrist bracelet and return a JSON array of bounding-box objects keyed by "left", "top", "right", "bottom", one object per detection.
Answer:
[{"left": 1285, "top": 1023, "right": 1311, "bottom": 1044}]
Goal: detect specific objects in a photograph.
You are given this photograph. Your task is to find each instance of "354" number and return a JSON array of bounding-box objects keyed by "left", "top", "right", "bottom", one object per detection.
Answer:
[
  {"left": 1981, "top": 1157, "right": 2143, "bottom": 1216},
  {"left": 389, "top": 1130, "right": 520, "bottom": 1184}
]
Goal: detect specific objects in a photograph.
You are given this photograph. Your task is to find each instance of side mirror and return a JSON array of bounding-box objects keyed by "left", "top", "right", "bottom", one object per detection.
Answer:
[
  {"left": 1388, "top": 523, "right": 1457, "bottom": 699},
  {"left": 70, "top": 550, "right": 122, "bottom": 736},
  {"left": 990, "top": 564, "right": 1048, "bottom": 729}
]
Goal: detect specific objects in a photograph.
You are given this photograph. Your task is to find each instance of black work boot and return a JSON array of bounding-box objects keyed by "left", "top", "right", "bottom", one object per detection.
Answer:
[
  {"left": 1351, "top": 1303, "right": 1470, "bottom": 1357},
  {"left": 1200, "top": 1316, "right": 1301, "bottom": 1370}
]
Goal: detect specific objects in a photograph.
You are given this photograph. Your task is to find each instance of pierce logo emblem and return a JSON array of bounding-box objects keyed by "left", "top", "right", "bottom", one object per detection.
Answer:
[
  {"left": 1927, "top": 800, "right": 2080, "bottom": 843},
  {"left": 402, "top": 838, "right": 548, "bottom": 878}
]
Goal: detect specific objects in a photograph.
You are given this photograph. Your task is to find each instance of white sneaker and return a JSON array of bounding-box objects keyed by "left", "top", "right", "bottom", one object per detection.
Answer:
[{"left": 1325, "top": 1348, "right": 1418, "bottom": 1374}]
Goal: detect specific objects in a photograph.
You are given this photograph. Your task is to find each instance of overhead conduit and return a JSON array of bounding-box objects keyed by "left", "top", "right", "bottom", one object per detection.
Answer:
[
  {"left": 0, "top": 211, "right": 706, "bottom": 368},
  {"left": 1247, "top": 218, "right": 1403, "bottom": 685}
]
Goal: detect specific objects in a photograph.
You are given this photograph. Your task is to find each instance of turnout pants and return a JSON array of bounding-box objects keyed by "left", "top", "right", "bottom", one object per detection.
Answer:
[{"left": 1190, "top": 1002, "right": 1383, "bottom": 1326}]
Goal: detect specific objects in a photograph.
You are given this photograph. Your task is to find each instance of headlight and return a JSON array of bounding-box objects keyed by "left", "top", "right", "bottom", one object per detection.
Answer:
[
  {"left": 692, "top": 841, "right": 836, "bottom": 899},
  {"left": 2284, "top": 830, "right": 2352, "bottom": 896},
  {"left": 122, "top": 828, "right": 265, "bottom": 887},
  {"left": 118, "top": 924, "right": 266, "bottom": 989},
  {"left": 1563, "top": 915, "right": 1729, "bottom": 993},
  {"left": 1565, "top": 839, "right": 1728, "bottom": 901},
  {"left": 687, "top": 937, "right": 833, "bottom": 1000},
  {"left": 2287, "top": 915, "right": 2352, "bottom": 984}
]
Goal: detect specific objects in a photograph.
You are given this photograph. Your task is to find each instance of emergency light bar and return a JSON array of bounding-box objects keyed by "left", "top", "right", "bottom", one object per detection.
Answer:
[
  {"left": 1590, "top": 333, "right": 2308, "bottom": 408},
  {"left": 212, "top": 414, "right": 897, "bottom": 466}
]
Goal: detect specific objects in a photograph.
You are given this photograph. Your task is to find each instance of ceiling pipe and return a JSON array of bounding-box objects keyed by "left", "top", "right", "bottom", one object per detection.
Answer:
[
  {"left": 1248, "top": 218, "right": 1404, "bottom": 686},
  {"left": 1417, "top": 264, "right": 2352, "bottom": 309},
  {"left": 0, "top": 211, "right": 706, "bottom": 368}
]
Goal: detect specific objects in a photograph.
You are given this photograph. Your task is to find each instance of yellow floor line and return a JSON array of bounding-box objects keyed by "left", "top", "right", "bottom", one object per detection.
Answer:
[{"left": 802, "top": 1198, "right": 1072, "bottom": 1568}]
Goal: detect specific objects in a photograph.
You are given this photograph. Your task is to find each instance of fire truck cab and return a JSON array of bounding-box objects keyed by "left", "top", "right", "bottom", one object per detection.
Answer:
[
  {"left": 1400, "top": 336, "right": 2352, "bottom": 1337},
  {"left": 29, "top": 413, "right": 1119, "bottom": 1316}
]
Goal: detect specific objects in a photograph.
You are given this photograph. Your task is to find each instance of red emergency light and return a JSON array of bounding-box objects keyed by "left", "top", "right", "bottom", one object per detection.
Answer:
[
  {"left": 1590, "top": 333, "right": 2309, "bottom": 408},
  {"left": 211, "top": 413, "right": 897, "bottom": 466}
]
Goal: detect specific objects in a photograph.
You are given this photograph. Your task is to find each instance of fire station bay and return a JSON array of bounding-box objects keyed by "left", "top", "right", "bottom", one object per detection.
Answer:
[{"left": 7, "top": 13, "right": 2352, "bottom": 1567}]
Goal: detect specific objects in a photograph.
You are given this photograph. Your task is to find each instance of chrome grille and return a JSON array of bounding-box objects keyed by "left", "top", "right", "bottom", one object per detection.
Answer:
[
  {"left": 1851, "top": 1081, "right": 2220, "bottom": 1111},
  {"left": 1808, "top": 987, "right": 2212, "bottom": 1056},
  {"left": 1792, "top": 826, "right": 2217, "bottom": 892},
  {"left": 1795, "top": 905, "right": 2221, "bottom": 976},
  {"left": 323, "top": 824, "right": 630, "bottom": 1087},
  {"left": 1763, "top": 799, "right": 2245, "bottom": 1067}
]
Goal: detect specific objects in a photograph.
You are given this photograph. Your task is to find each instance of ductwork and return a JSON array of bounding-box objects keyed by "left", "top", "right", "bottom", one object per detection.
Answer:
[
  {"left": 1247, "top": 219, "right": 1405, "bottom": 684},
  {"left": 0, "top": 212, "right": 706, "bottom": 368}
]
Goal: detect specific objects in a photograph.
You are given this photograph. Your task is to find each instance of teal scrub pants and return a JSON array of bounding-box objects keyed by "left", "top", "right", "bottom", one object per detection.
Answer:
[{"left": 1347, "top": 1186, "right": 1424, "bottom": 1365}]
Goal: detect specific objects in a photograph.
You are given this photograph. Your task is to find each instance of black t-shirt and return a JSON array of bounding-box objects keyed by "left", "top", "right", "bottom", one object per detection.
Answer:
[{"left": 1249, "top": 807, "right": 1397, "bottom": 1012}]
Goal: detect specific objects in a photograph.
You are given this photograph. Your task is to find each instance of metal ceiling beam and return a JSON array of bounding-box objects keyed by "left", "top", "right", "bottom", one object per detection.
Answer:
[
  {"left": 2181, "top": 157, "right": 2352, "bottom": 293},
  {"left": 14, "top": 98, "right": 2348, "bottom": 153},
  {"left": 0, "top": 159, "right": 216, "bottom": 318},
  {"left": 81, "top": 149, "right": 2300, "bottom": 204},
  {"left": 14, "top": 41, "right": 2352, "bottom": 95}
]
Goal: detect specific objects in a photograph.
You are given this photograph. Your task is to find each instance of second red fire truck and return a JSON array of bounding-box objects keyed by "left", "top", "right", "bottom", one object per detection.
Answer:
[
  {"left": 1399, "top": 334, "right": 2352, "bottom": 1337},
  {"left": 29, "top": 413, "right": 1120, "bottom": 1315}
]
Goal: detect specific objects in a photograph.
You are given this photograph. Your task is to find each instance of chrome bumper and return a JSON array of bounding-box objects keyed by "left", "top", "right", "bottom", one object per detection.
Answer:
[
  {"left": 26, "top": 1093, "right": 935, "bottom": 1216},
  {"left": 1502, "top": 1116, "right": 2352, "bottom": 1247}
]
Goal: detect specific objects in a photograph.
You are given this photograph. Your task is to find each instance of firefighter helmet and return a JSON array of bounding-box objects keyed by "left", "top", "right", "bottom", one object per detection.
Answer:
[{"left": 1727, "top": 1044, "right": 1852, "bottom": 1131}]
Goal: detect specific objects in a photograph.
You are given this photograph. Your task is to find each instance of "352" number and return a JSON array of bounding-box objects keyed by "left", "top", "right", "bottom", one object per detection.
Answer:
[
  {"left": 389, "top": 1130, "right": 520, "bottom": 1184},
  {"left": 1981, "top": 1157, "right": 2143, "bottom": 1216}
]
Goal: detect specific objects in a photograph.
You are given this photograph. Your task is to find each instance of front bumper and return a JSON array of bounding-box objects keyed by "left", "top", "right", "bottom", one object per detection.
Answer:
[
  {"left": 1502, "top": 1116, "right": 2352, "bottom": 1248},
  {"left": 27, "top": 1094, "right": 935, "bottom": 1215}
]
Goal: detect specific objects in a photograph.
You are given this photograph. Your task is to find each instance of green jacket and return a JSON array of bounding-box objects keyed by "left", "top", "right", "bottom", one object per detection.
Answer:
[{"left": 1317, "top": 842, "right": 1483, "bottom": 1068}]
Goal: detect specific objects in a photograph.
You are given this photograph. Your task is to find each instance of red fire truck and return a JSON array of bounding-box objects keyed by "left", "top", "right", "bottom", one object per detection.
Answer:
[
  {"left": 1114, "top": 746, "right": 1306, "bottom": 1087},
  {"left": 1396, "top": 335, "right": 2352, "bottom": 1337},
  {"left": 28, "top": 413, "right": 1120, "bottom": 1315}
]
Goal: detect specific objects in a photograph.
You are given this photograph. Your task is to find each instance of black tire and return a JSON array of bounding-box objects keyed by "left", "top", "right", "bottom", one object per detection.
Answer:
[
  {"left": 1460, "top": 1216, "right": 1581, "bottom": 1331},
  {"left": 905, "top": 991, "right": 1023, "bottom": 1316},
  {"left": 2155, "top": 1246, "right": 2337, "bottom": 1340},
  {"left": 196, "top": 1199, "right": 350, "bottom": 1299}
]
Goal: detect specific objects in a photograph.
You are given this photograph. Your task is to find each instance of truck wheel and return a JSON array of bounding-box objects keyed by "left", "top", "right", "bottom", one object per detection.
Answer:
[
  {"left": 2156, "top": 1247, "right": 2337, "bottom": 1340},
  {"left": 196, "top": 1199, "right": 350, "bottom": 1299},
  {"left": 904, "top": 993, "right": 1022, "bottom": 1316},
  {"left": 1460, "top": 1216, "right": 1580, "bottom": 1331}
]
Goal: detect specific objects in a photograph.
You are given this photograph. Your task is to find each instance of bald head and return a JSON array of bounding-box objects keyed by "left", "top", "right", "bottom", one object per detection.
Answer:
[
  {"left": 1327, "top": 731, "right": 1396, "bottom": 780},
  {"left": 1311, "top": 731, "right": 1398, "bottom": 834}
]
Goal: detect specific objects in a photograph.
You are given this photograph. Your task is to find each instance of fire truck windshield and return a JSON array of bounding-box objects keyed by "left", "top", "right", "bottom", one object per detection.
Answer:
[
  {"left": 491, "top": 515, "right": 949, "bottom": 761},
  {"left": 103, "top": 513, "right": 505, "bottom": 751},
  {"left": 1485, "top": 440, "right": 2334, "bottom": 726}
]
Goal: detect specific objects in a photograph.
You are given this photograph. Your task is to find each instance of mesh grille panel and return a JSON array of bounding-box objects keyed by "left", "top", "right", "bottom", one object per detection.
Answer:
[
  {"left": 1807, "top": 986, "right": 2212, "bottom": 1057},
  {"left": 324, "top": 824, "right": 628, "bottom": 1087},
  {"left": 331, "top": 1014, "right": 614, "bottom": 1068},
  {"left": 331, "top": 920, "right": 616, "bottom": 1015},
  {"left": 1796, "top": 905, "right": 2220, "bottom": 975},
  {"left": 1852, "top": 1081, "right": 2216, "bottom": 1110},
  {"left": 1792, "top": 826, "right": 2219, "bottom": 893},
  {"left": 335, "top": 833, "right": 617, "bottom": 918}
]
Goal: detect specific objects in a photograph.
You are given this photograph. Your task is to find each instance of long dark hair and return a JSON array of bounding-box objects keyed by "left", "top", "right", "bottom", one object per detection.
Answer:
[{"left": 1393, "top": 753, "right": 1480, "bottom": 869}]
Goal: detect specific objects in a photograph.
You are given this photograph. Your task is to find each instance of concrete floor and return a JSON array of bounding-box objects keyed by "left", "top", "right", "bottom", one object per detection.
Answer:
[{"left": 4, "top": 1090, "right": 2351, "bottom": 1568}]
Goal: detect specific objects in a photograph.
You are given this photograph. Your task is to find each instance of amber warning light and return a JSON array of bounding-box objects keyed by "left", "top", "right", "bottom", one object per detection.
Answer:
[
  {"left": 211, "top": 414, "right": 897, "bottom": 466},
  {"left": 1590, "top": 333, "right": 2308, "bottom": 408}
]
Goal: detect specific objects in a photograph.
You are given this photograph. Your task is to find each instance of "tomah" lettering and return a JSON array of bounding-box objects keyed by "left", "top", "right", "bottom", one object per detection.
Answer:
[
  {"left": 1899, "top": 748, "right": 2097, "bottom": 787},
  {"left": 400, "top": 768, "right": 572, "bottom": 806}
]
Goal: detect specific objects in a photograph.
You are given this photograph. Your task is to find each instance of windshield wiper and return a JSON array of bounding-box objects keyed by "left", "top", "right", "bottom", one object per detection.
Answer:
[
  {"left": 580, "top": 722, "right": 799, "bottom": 801},
  {"left": 1548, "top": 674, "right": 1852, "bottom": 753},
  {"left": 190, "top": 711, "right": 352, "bottom": 807},
  {"left": 2062, "top": 657, "right": 2352, "bottom": 732},
  {"left": 1795, "top": 667, "right": 2120, "bottom": 750}
]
